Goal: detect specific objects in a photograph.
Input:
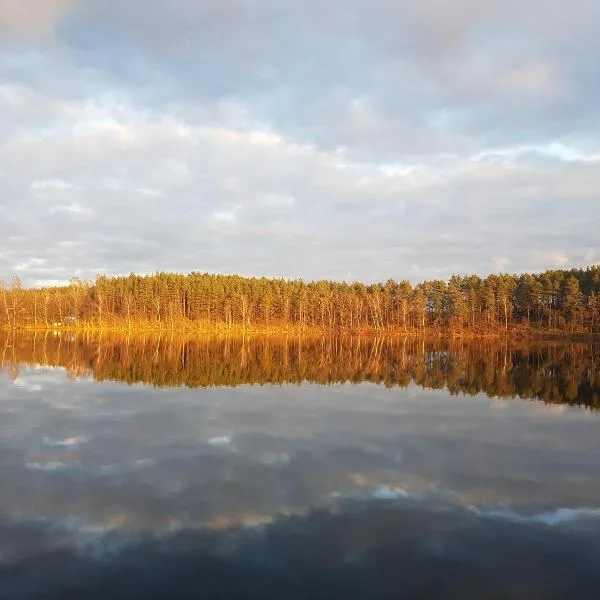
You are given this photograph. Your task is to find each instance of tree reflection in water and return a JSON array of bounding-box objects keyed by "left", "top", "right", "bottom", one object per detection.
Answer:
[{"left": 2, "top": 332, "right": 599, "bottom": 409}]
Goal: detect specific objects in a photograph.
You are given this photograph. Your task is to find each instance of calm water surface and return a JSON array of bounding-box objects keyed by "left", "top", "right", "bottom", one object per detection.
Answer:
[{"left": 1, "top": 334, "right": 599, "bottom": 599}]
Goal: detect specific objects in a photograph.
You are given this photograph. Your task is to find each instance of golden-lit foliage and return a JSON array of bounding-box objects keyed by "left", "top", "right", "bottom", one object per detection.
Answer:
[{"left": 1, "top": 267, "right": 600, "bottom": 335}]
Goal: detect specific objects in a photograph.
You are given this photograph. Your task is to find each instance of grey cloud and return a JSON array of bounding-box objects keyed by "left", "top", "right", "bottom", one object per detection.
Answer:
[
  {"left": 0, "top": 1, "right": 599, "bottom": 283},
  {"left": 45, "top": 0, "right": 599, "bottom": 155}
]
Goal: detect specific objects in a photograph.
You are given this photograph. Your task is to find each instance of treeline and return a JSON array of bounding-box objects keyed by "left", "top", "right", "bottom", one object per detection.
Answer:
[
  {"left": 2, "top": 332, "right": 599, "bottom": 409},
  {"left": 2, "top": 266, "right": 600, "bottom": 335}
]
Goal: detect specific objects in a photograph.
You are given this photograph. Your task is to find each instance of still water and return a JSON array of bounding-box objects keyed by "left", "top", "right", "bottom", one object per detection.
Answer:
[{"left": 1, "top": 333, "right": 599, "bottom": 599}]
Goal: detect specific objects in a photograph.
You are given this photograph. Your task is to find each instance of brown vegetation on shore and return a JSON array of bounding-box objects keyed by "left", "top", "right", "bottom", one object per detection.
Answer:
[{"left": 1, "top": 266, "right": 600, "bottom": 337}]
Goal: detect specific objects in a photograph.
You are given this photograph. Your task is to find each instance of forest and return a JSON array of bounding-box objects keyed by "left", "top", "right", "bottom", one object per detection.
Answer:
[
  {"left": 2, "top": 332, "right": 599, "bottom": 409},
  {"left": 1, "top": 265, "right": 600, "bottom": 336}
]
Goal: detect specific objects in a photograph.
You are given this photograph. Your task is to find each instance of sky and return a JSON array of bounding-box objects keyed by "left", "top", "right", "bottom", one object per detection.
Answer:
[{"left": 1, "top": 0, "right": 599, "bottom": 287}]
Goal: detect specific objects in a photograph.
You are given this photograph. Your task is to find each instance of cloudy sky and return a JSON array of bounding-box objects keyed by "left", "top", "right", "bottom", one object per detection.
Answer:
[{"left": 1, "top": 0, "right": 599, "bottom": 286}]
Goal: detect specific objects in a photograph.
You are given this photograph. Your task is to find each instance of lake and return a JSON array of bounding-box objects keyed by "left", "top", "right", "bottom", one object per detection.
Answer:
[{"left": 1, "top": 332, "right": 599, "bottom": 599}]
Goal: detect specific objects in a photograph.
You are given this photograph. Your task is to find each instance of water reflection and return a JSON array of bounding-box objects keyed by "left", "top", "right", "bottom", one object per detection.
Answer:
[
  {"left": 2, "top": 331, "right": 599, "bottom": 408},
  {"left": 1, "top": 333, "right": 599, "bottom": 598},
  {"left": 2, "top": 500, "right": 599, "bottom": 599}
]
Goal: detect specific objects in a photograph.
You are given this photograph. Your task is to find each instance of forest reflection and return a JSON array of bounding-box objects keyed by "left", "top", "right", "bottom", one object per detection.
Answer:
[{"left": 1, "top": 332, "right": 599, "bottom": 409}]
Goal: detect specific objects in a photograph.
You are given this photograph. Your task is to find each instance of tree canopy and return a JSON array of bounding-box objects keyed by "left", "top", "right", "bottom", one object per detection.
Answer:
[{"left": 1, "top": 266, "right": 600, "bottom": 335}]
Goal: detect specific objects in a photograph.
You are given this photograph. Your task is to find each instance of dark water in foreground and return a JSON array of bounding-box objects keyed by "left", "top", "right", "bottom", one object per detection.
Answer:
[{"left": 0, "top": 334, "right": 599, "bottom": 599}]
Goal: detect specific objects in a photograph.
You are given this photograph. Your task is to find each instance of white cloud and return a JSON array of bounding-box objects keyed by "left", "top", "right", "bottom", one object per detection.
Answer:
[
  {"left": 0, "top": 0, "right": 599, "bottom": 284},
  {"left": 491, "top": 257, "right": 510, "bottom": 272},
  {"left": 211, "top": 209, "right": 239, "bottom": 224},
  {"left": 532, "top": 252, "right": 570, "bottom": 268}
]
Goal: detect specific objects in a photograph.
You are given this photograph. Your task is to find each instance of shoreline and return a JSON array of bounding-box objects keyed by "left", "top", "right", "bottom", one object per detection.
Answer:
[{"left": 3, "top": 324, "right": 600, "bottom": 342}]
